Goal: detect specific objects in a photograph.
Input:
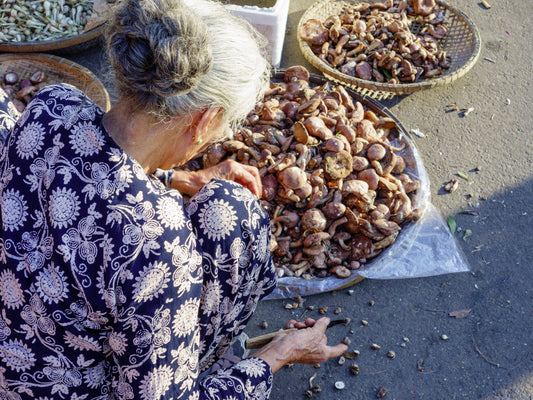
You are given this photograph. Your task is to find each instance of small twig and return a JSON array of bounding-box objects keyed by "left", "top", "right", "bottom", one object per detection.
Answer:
[
  {"left": 367, "top": 369, "right": 388, "bottom": 375},
  {"left": 424, "top": 309, "right": 448, "bottom": 313},
  {"left": 472, "top": 335, "right": 529, "bottom": 370},
  {"left": 484, "top": 57, "right": 496, "bottom": 63}
]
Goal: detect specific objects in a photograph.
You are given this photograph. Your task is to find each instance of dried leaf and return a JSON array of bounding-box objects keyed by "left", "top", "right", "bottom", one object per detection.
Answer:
[
  {"left": 463, "top": 229, "right": 472, "bottom": 240},
  {"left": 449, "top": 308, "right": 472, "bottom": 319},
  {"left": 457, "top": 171, "right": 469, "bottom": 181},
  {"left": 447, "top": 216, "right": 456, "bottom": 234}
]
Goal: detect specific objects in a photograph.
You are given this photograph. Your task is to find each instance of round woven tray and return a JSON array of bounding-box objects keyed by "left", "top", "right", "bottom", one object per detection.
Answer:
[
  {"left": 0, "top": 23, "right": 106, "bottom": 55},
  {"left": 0, "top": 53, "right": 111, "bottom": 111},
  {"left": 298, "top": 0, "right": 481, "bottom": 100}
]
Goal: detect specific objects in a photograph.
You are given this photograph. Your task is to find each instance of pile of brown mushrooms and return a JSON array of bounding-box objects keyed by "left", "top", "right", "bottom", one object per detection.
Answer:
[
  {"left": 299, "top": 0, "right": 450, "bottom": 83},
  {"left": 185, "top": 66, "right": 421, "bottom": 280}
]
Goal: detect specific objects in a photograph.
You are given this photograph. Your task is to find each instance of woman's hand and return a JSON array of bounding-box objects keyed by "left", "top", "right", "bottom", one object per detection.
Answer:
[
  {"left": 251, "top": 317, "right": 348, "bottom": 373},
  {"left": 171, "top": 159, "right": 262, "bottom": 197}
]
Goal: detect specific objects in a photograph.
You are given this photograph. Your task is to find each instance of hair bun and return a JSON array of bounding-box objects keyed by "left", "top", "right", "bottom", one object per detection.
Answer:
[{"left": 107, "top": 0, "right": 212, "bottom": 103}]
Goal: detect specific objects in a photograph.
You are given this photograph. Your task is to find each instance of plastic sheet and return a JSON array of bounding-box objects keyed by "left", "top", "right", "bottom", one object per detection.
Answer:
[{"left": 266, "top": 127, "right": 470, "bottom": 300}]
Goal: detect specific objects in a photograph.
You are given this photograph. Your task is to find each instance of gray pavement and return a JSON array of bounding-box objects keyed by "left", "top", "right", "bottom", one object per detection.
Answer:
[{"left": 65, "top": 0, "right": 532, "bottom": 398}]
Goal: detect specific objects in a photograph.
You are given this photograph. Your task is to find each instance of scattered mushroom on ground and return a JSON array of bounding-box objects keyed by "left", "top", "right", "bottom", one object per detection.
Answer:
[{"left": 183, "top": 65, "right": 421, "bottom": 279}]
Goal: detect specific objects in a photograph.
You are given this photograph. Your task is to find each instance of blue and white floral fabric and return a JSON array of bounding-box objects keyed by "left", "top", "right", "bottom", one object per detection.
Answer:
[
  {"left": 0, "top": 84, "right": 276, "bottom": 400},
  {"left": 0, "top": 88, "right": 19, "bottom": 145}
]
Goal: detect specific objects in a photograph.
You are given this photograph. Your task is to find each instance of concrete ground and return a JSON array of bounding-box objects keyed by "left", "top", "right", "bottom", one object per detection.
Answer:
[{"left": 66, "top": 0, "right": 532, "bottom": 398}]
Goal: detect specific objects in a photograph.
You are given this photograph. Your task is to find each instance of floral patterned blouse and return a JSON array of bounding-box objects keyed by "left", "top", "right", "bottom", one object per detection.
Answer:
[{"left": 0, "top": 85, "right": 276, "bottom": 400}]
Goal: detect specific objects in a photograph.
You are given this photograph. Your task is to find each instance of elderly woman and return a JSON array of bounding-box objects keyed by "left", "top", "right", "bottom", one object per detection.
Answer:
[{"left": 0, "top": 0, "right": 346, "bottom": 399}]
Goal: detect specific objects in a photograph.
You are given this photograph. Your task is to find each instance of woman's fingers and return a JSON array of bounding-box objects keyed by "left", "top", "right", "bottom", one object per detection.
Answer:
[
  {"left": 213, "top": 160, "right": 262, "bottom": 198},
  {"left": 234, "top": 163, "right": 262, "bottom": 197},
  {"left": 323, "top": 342, "right": 348, "bottom": 360}
]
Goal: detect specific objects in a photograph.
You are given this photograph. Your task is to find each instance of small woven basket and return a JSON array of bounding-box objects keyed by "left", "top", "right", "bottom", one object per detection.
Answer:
[
  {"left": 0, "top": 23, "right": 106, "bottom": 55},
  {"left": 298, "top": 0, "right": 481, "bottom": 100},
  {"left": 0, "top": 53, "right": 111, "bottom": 111}
]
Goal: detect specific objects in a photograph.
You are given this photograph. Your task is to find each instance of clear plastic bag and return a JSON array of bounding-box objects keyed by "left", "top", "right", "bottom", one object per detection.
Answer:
[{"left": 266, "top": 130, "right": 470, "bottom": 299}]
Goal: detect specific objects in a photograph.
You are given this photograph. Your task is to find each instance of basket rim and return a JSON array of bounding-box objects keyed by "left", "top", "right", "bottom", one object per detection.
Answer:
[
  {"left": 297, "top": 0, "right": 482, "bottom": 96},
  {"left": 0, "top": 23, "right": 106, "bottom": 53},
  {"left": 0, "top": 52, "right": 111, "bottom": 111}
]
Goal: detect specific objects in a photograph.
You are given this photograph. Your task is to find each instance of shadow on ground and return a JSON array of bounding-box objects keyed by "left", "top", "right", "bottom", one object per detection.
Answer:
[{"left": 246, "top": 178, "right": 533, "bottom": 399}]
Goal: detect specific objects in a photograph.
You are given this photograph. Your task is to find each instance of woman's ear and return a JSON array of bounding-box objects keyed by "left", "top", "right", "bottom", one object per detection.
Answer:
[{"left": 193, "top": 108, "right": 217, "bottom": 131}]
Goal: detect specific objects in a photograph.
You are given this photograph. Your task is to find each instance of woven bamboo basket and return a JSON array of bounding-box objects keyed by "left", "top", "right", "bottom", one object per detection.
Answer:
[
  {"left": 0, "top": 53, "right": 111, "bottom": 111},
  {"left": 0, "top": 23, "right": 106, "bottom": 55},
  {"left": 298, "top": 0, "right": 481, "bottom": 100}
]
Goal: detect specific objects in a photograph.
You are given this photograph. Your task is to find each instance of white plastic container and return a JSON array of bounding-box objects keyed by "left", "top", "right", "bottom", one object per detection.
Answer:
[{"left": 226, "top": 0, "right": 290, "bottom": 67}]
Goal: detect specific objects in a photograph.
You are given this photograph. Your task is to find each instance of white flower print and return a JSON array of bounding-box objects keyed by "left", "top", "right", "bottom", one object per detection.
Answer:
[
  {"left": 234, "top": 358, "right": 267, "bottom": 378},
  {"left": 123, "top": 224, "right": 143, "bottom": 245},
  {"left": 113, "top": 164, "right": 133, "bottom": 193},
  {"left": 153, "top": 326, "right": 171, "bottom": 348},
  {"left": 20, "top": 230, "right": 39, "bottom": 251},
  {"left": 156, "top": 197, "right": 186, "bottom": 230},
  {"left": 198, "top": 199, "right": 238, "bottom": 241},
  {"left": 83, "top": 362, "right": 106, "bottom": 389},
  {"left": 255, "top": 224, "right": 270, "bottom": 263},
  {"left": 0, "top": 269, "right": 24, "bottom": 309},
  {"left": 133, "top": 329, "right": 152, "bottom": 348},
  {"left": 64, "top": 331, "right": 102, "bottom": 352},
  {"left": 43, "top": 365, "right": 82, "bottom": 387},
  {"left": 62, "top": 215, "right": 98, "bottom": 263},
  {"left": 201, "top": 280, "right": 221, "bottom": 316},
  {"left": 132, "top": 261, "right": 171, "bottom": 303},
  {"left": 90, "top": 162, "right": 116, "bottom": 199},
  {"left": 59, "top": 105, "right": 80, "bottom": 129},
  {"left": 134, "top": 201, "right": 155, "bottom": 221},
  {"left": 153, "top": 308, "right": 171, "bottom": 331},
  {"left": 231, "top": 185, "right": 256, "bottom": 202},
  {"left": 172, "top": 299, "right": 199, "bottom": 338},
  {"left": 21, "top": 294, "right": 56, "bottom": 335},
  {"left": 107, "top": 331, "right": 128, "bottom": 356},
  {"left": 16, "top": 121, "right": 45, "bottom": 159},
  {"left": 1, "top": 188, "right": 28, "bottom": 232},
  {"left": 139, "top": 365, "right": 173, "bottom": 400},
  {"left": 0, "top": 339, "right": 36, "bottom": 372},
  {"left": 48, "top": 187, "right": 80, "bottom": 229},
  {"left": 69, "top": 121, "right": 104, "bottom": 156},
  {"left": 0, "top": 316, "right": 11, "bottom": 341},
  {"left": 230, "top": 237, "right": 251, "bottom": 270},
  {"left": 35, "top": 263, "right": 70, "bottom": 304},
  {"left": 152, "top": 307, "right": 172, "bottom": 347},
  {"left": 116, "top": 381, "right": 134, "bottom": 400}
]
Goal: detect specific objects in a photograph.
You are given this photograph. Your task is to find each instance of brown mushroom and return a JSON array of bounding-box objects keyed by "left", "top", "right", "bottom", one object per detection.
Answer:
[
  {"left": 285, "top": 65, "right": 311, "bottom": 83},
  {"left": 357, "top": 168, "right": 379, "bottom": 190},
  {"left": 356, "top": 61, "right": 373, "bottom": 80},
  {"left": 304, "top": 116, "right": 333, "bottom": 140},
  {"left": 323, "top": 150, "right": 353, "bottom": 180},
  {"left": 413, "top": 0, "right": 436, "bottom": 16},
  {"left": 299, "top": 19, "right": 330, "bottom": 45},
  {"left": 301, "top": 208, "right": 327, "bottom": 233}
]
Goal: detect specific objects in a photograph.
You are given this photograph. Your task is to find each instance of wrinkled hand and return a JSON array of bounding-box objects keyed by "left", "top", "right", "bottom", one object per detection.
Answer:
[
  {"left": 171, "top": 159, "right": 262, "bottom": 197},
  {"left": 199, "top": 159, "right": 262, "bottom": 197},
  {"left": 252, "top": 317, "right": 347, "bottom": 373}
]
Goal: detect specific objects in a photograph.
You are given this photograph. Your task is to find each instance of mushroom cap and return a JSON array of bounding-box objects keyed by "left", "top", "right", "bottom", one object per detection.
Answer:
[
  {"left": 323, "top": 150, "right": 353, "bottom": 180},
  {"left": 301, "top": 208, "right": 327, "bottom": 232},
  {"left": 278, "top": 166, "right": 308, "bottom": 190}
]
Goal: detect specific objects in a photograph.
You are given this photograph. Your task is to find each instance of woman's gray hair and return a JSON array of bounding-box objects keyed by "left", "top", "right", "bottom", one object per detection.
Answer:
[{"left": 106, "top": 0, "right": 271, "bottom": 126}]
